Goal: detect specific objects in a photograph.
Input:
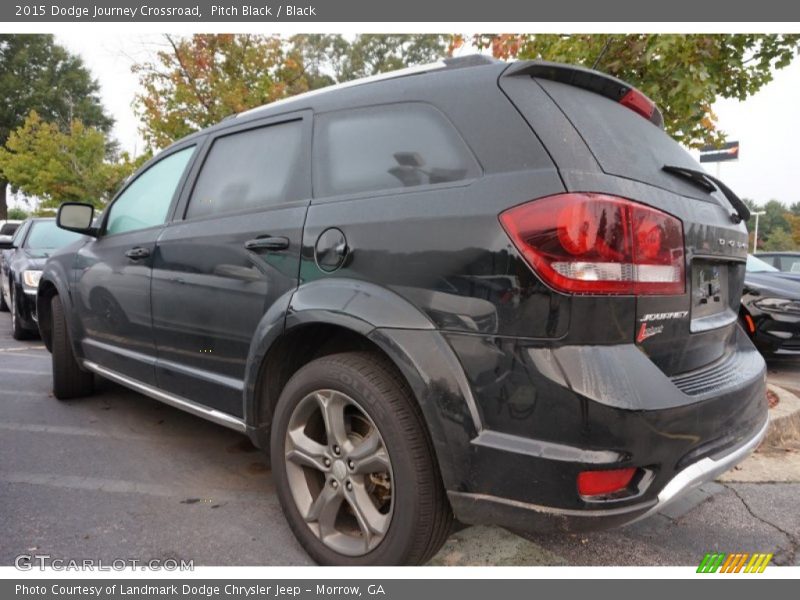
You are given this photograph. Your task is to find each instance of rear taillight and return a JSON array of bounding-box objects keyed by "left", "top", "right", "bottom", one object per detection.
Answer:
[{"left": 499, "top": 193, "right": 685, "bottom": 295}]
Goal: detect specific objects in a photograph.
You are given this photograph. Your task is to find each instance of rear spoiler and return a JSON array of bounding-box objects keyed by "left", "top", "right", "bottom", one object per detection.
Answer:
[{"left": 504, "top": 60, "right": 664, "bottom": 129}]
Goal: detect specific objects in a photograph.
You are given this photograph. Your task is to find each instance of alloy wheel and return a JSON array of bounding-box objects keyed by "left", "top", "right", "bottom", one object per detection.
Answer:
[{"left": 284, "top": 389, "right": 393, "bottom": 556}]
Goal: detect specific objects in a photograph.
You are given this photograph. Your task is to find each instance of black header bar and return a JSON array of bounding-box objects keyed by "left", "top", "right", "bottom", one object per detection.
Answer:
[{"left": 4, "top": 0, "right": 800, "bottom": 22}]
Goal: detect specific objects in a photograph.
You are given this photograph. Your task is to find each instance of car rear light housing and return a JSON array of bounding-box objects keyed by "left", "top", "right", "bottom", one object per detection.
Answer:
[
  {"left": 577, "top": 468, "right": 637, "bottom": 498},
  {"left": 499, "top": 193, "right": 685, "bottom": 295}
]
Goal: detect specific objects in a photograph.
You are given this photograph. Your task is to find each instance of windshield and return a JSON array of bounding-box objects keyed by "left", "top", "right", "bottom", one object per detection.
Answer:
[
  {"left": 746, "top": 254, "right": 779, "bottom": 273},
  {"left": 24, "top": 220, "right": 84, "bottom": 250}
]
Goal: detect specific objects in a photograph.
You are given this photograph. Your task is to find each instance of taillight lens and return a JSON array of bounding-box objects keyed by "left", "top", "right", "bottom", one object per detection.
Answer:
[
  {"left": 577, "top": 468, "right": 637, "bottom": 497},
  {"left": 499, "top": 193, "right": 685, "bottom": 295}
]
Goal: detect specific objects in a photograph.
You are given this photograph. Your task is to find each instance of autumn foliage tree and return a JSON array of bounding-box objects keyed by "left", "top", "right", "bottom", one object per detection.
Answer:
[
  {"left": 133, "top": 34, "right": 310, "bottom": 150},
  {"left": 133, "top": 34, "right": 450, "bottom": 150},
  {"left": 0, "top": 111, "right": 140, "bottom": 211},
  {"left": 472, "top": 34, "right": 800, "bottom": 148}
]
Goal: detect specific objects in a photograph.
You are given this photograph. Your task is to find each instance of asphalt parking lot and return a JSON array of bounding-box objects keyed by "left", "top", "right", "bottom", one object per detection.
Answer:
[{"left": 0, "top": 310, "right": 798, "bottom": 567}]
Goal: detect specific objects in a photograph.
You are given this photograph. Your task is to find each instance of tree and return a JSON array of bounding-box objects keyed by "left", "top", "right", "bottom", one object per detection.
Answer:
[
  {"left": 293, "top": 34, "right": 450, "bottom": 84},
  {"left": 761, "top": 227, "right": 798, "bottom": 251},
  {"left": 6, "top": 206, "right": 27, "bottom": 220},
  {"left": 473, "top": 34, "right": 800, "bottom": 148},
  {"left": 133, "top": 34, "right": 451, "bottom": 150},
  {"left": 789, "top": 201, "right": 800, "bottom": 216},
  {"left": 760, "top": 199, "right": 792, "bottom": 240},
  {"left": 786, "top": 213, "right": 800, "bottom": 246},
  {"left": 133, "top": 34, "right": 308, "bottom": 150},
  {"left": 0, "top": 111, "right": 139, "bottom": 210},
  {"left": 0, "top": 34, "right": 113, "bottom": 219}
]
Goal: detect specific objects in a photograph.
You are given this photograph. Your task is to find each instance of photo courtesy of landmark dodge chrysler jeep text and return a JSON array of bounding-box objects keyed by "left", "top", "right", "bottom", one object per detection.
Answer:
[{"left": 37, "top": 56, "right": 768, "bottom": 566}]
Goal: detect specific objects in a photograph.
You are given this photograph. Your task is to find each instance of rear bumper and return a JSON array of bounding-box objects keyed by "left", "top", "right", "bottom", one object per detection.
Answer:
[
  {"left": 448, "top": 416, "right": 767, "bottom": 532},
  {"left": 439, "top": 325, "right": 768, "bottom": 531}
]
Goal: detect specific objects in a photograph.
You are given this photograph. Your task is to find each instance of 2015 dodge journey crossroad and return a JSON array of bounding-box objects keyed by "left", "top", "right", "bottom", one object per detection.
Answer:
[{"left": 38, "top": 56, "right": 768, "bottom": 565}]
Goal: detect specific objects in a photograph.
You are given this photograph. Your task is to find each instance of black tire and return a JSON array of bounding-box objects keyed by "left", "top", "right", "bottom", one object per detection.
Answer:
[
  {"left": 270, "top": 351, "right": 452, "bottom": 565},
  {"left": 51, "top": 294, "right": 93, "bottom": 400},
  {"left": 0, "top": 281, "right": 8, "bottom": 312},
  {"left": 10, "top": 285, "right": 30, "bottom": 340}
]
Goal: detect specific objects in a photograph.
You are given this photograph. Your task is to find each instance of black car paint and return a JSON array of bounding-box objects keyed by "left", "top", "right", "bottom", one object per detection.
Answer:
[
  {"left": 741, "top": 270, "right": 800, "bottom": 353},
  {"left": 38, "top": 59, "right": 768, "bottom": 534}
]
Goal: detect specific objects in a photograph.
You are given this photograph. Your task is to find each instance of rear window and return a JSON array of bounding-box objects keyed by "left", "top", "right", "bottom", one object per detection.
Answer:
[
  {"left": 536, "top": 79, "right": 710, "bottom": 200},
  {"left": 314, "top": 103, "right": 480, "bottom": 197}
]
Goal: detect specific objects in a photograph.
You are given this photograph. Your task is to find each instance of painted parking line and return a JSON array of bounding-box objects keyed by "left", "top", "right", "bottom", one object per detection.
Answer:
[
  {"left": 0, "top": 353, "right": 49, "bottom": 360},
  {"left": 0, "top": 471, "right": 272, "bottom": 503},
  {"left": 0, "top": 422, "right": 222, "bottom": 446},
  {"left": 0, "top": 346, "right": 46, "bottom": 352},
  {"left": 0, "top": 389, "right": 50, "bottom": 397}
]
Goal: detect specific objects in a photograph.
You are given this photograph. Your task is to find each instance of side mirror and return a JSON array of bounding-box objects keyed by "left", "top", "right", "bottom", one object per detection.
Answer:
[{"left": 57, "top": 202, "right": 97, "bottom": 236}]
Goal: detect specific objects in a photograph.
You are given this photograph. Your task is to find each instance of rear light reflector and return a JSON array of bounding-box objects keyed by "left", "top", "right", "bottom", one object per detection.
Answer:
[
  {"left": 577, "top": 468, "right": 637, "bottom": 497},
  {"left": 499, "top": 193, "right": 685, "bottom": 295}
]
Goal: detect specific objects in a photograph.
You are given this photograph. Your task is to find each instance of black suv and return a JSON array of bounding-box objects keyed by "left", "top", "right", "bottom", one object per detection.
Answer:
[{"left": 39, "top": 57, "right": 768, "bottom": 566}]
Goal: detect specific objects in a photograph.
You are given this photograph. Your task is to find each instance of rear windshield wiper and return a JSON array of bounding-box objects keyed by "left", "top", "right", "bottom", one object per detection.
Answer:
[{"left": 662, "top": 165, "right": 750, "bottom": 224}]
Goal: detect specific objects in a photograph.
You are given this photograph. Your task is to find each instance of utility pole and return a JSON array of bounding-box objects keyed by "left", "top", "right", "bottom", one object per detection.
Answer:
[{"left": 752, "top": 210, "right": 766, "bottom": 254}]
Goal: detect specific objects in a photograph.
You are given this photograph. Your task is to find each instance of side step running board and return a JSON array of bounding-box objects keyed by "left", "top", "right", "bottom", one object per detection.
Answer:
[{"left": 82, "top": 360, "right": 247, "bottom": 433}]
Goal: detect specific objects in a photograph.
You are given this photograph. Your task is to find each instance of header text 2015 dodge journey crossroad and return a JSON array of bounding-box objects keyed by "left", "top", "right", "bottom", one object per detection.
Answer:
[{"left": 39, "top": 56, "right": 768, "bottom": 565}]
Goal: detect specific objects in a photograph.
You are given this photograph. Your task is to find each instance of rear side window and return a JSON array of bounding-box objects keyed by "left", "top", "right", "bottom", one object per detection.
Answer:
[
  {"left": 314, "top": 103, "right": 479, "bottom": 197},
  {"left": 186, "top": 120, "right": 304, "bottom": 219},
  {"left": 758, "top": 255, "right": 777, "bottom": 267},
  {"left": 780, "top": 256, "right": 800, "bottom": 273}
]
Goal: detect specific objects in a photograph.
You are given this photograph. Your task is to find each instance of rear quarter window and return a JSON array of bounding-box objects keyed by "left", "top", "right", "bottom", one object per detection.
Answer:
[{"left": 314, "top": 103, "right": 480, "bottom": 198}]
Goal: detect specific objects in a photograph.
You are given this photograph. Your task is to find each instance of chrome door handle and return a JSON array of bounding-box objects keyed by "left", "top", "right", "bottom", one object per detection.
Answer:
[{"left": 124, "top": 247, "right": 150, "bottom": 260}]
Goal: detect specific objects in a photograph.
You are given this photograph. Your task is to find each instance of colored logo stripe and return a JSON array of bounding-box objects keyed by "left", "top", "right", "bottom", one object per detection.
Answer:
[
  {"left": 697, "top": 553, "right": 726, "bottom": 573},
  {"left": 697, "top": 552, "right": 772, "bottom": 573}
]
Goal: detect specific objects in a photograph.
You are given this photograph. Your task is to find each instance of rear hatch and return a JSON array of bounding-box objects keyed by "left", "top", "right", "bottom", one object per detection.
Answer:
[{"left": 499, "top": 62, "right": 749, "bottom": 376}]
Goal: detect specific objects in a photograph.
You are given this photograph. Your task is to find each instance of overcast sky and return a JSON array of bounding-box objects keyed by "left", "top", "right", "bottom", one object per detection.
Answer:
[{"left": 49, "top": 33, "right": 800, "bottom": 210}]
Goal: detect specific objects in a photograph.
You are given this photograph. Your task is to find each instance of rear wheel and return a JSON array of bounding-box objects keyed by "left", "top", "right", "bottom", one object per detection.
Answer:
[
  {"left": 51, "top": 294, "right": 93, "bottom": 400},
  {"left": 270, "top": 352, "right": 452, "bottom": 565},
  {"left": 10, "top": 286, "right": 30, "bottom": 340}
]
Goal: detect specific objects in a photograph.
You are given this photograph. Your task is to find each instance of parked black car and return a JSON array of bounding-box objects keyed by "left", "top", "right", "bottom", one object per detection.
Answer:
[
  {"left": 756, "top": 251, "right": 800, "bottom": 275},
  {"left": 740, "top": 254, "right": 800, "bottom": 354},
  {"left": 0, "top": 218, "right": 84, "bottom": 339},
  {"left": 38, "top": 57, "right": 768, "bottom": 565}
]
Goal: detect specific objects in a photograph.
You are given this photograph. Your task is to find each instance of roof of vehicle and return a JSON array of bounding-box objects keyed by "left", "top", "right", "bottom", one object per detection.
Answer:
[
  {"left": 756, "top": 251, "right": 800, "bottom": 255},
  {"left": 169, "top": 55, "right": 507, "bottom": 148}
]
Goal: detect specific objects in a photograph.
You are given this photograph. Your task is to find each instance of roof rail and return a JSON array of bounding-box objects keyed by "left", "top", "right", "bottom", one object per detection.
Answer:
[
  {"left": 443, "top": 54, "right": 501, "bottom": 68},
  {"left": 237, "top": 54, "right": 498, "bottom": 120}
]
